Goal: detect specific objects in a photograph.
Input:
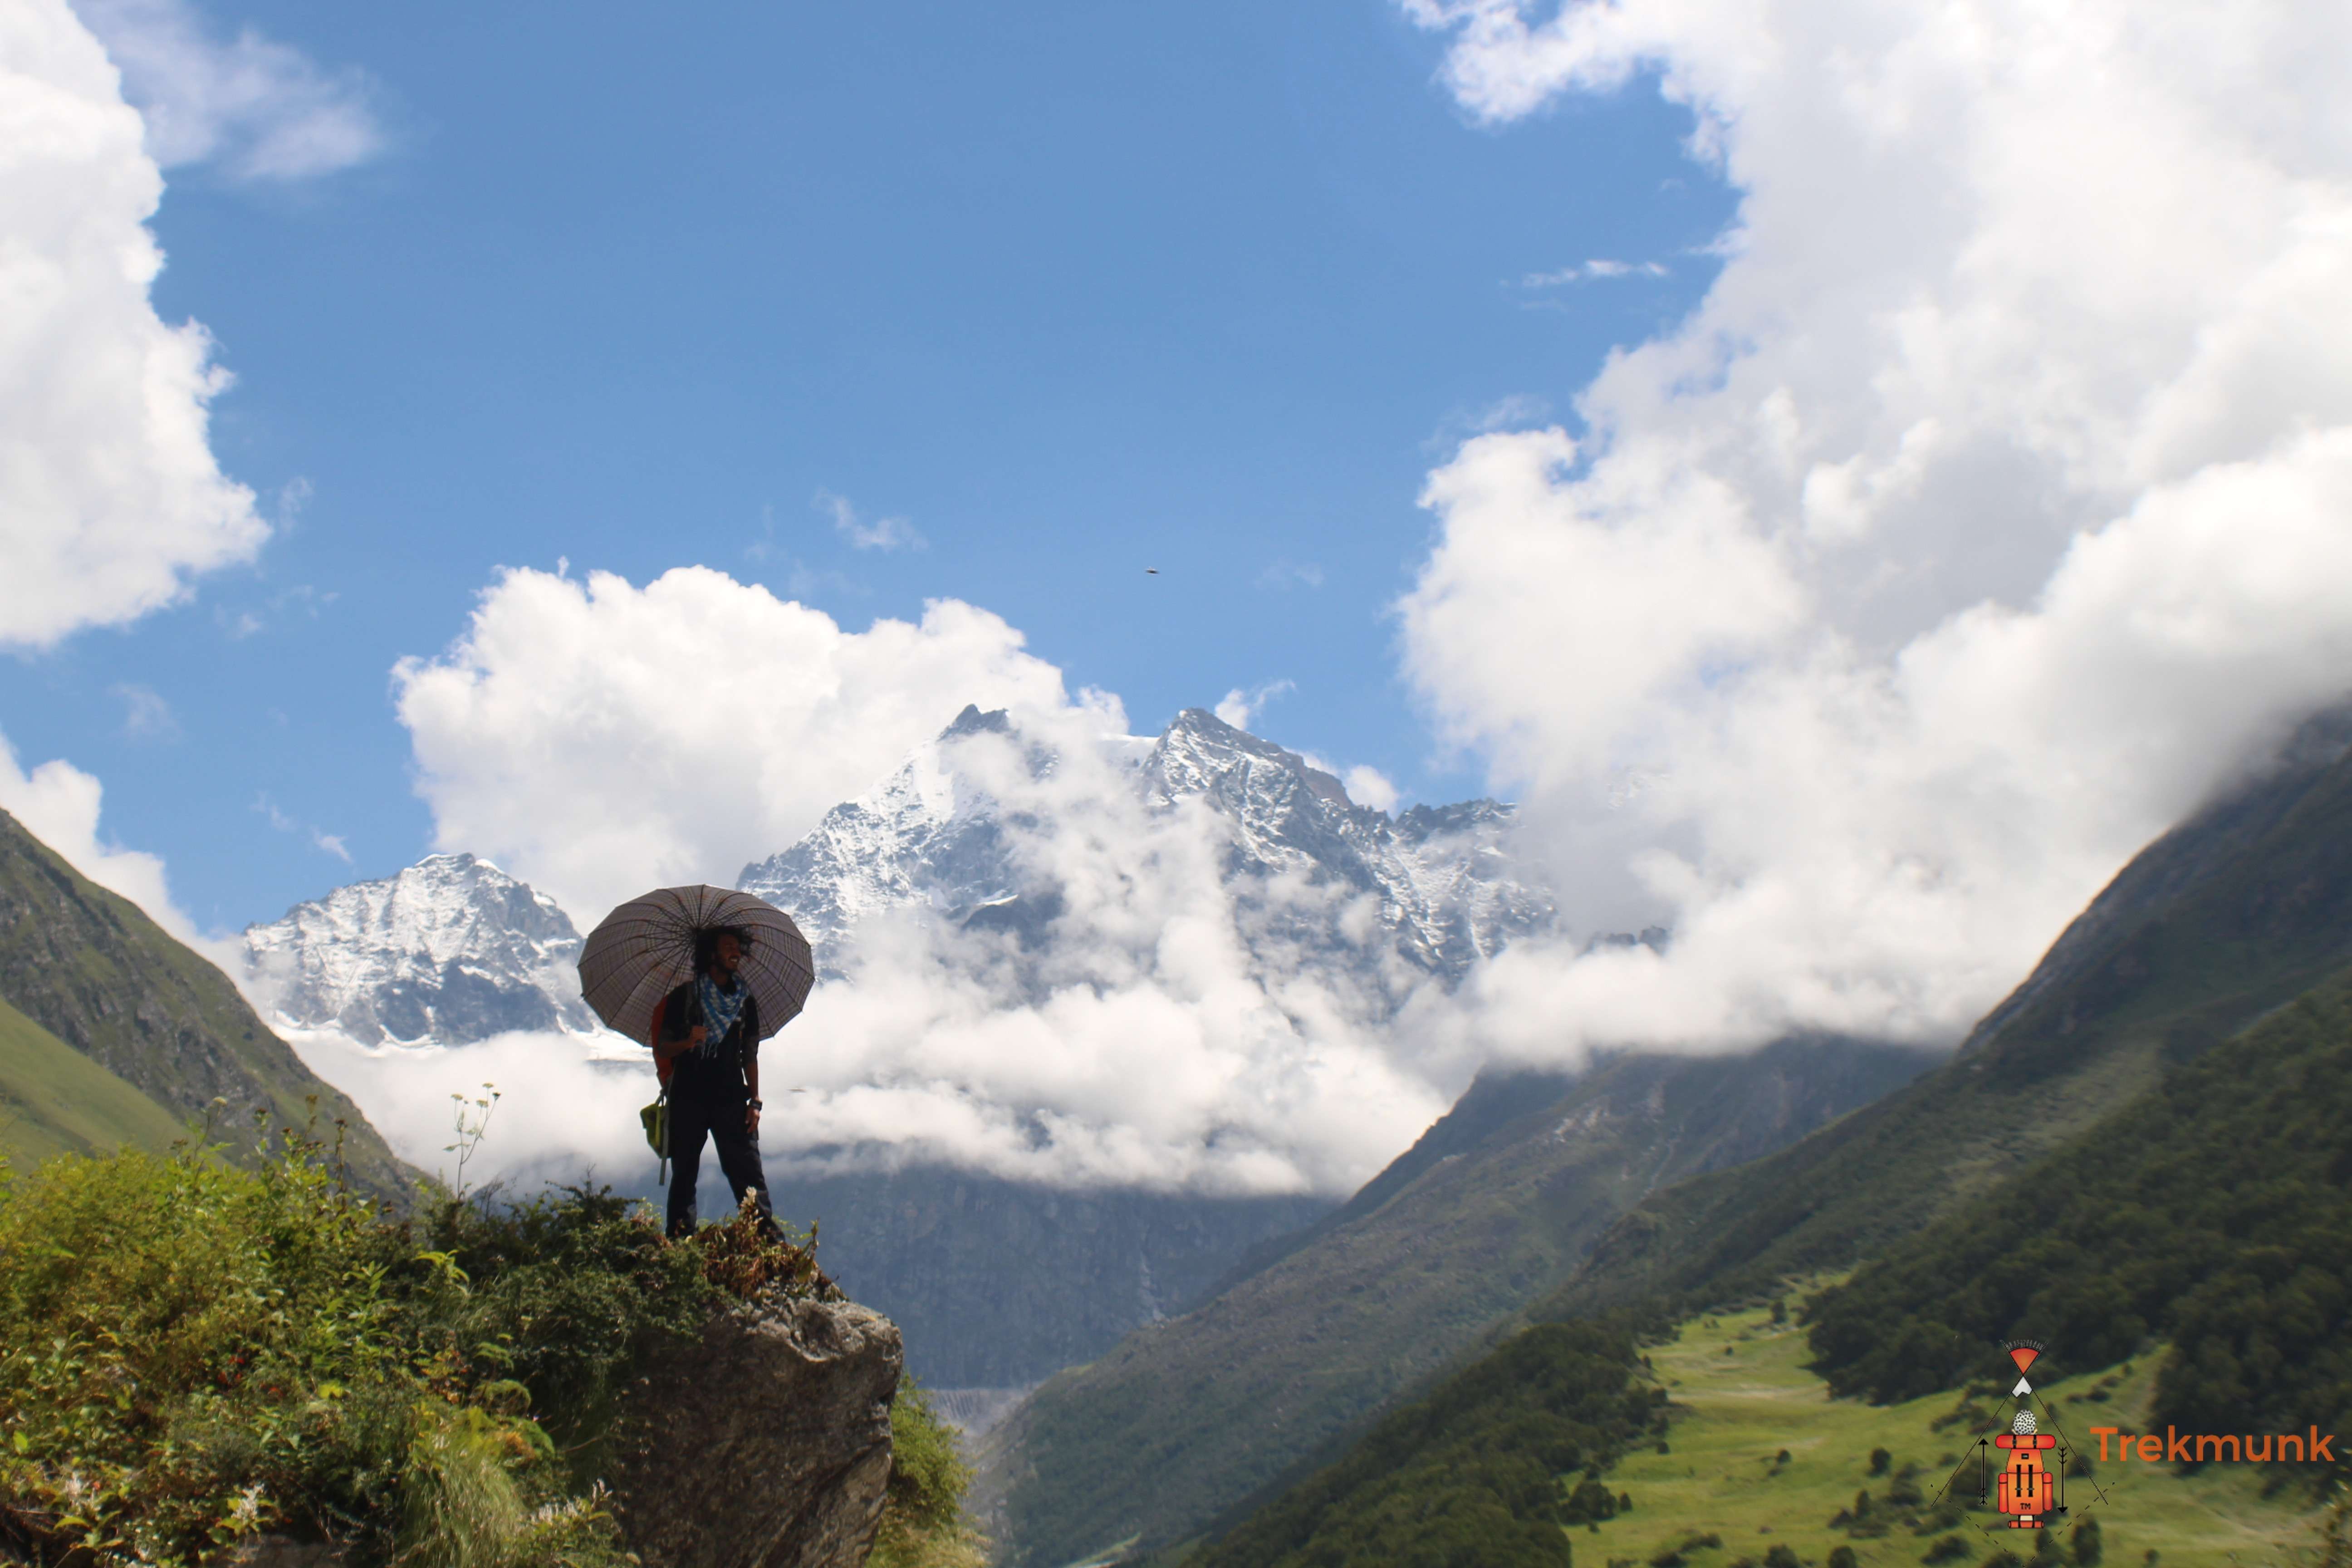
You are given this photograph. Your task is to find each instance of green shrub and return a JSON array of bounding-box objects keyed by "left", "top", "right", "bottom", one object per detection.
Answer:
[
  {"left": 869, "top": 1381, "right": 983, "bottom": 1568},
  {"left": 0, "top": 1131, "right": 838, "bottom": 1568}
]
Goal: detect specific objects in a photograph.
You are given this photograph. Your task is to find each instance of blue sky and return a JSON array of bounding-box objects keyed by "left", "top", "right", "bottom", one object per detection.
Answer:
[
  {"left": 16, "top": 0, "right": 2345, "bottom": 1189},
  {"left": 1, "top": 0, "right": 1728, "bottom": 935}
]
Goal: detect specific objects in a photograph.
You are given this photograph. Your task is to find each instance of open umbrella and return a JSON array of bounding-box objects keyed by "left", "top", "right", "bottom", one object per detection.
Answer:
[{"left": 577, "top": 884, "right": 815, "bottom": 1049}]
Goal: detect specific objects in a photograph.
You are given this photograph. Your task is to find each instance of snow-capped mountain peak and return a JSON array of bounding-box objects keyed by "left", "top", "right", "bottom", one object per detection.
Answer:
[
  {"left": 243, "top": 852, "right": 596, "bottom": 1045},
  {"left": 740, "top": 703, "right": 1555, "bottom": 987}
]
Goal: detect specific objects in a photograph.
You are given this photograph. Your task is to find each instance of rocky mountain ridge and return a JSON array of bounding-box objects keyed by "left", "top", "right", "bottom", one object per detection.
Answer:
[
  {"left": 739, "top": 704, "right": 1556, "bottom": 987},
  {"left": 242, "top": 853, "right": 597, "bottom": 1046}
]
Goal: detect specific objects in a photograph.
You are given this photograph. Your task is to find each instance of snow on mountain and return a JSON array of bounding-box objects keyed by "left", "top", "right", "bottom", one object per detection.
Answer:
[
  {"left": 739, "top": 704, "right": 1554, "bottom": 988},
  {"left": 735, "top": 704, "right": 1041, "bottom": 960},
  {"left": 242, "top": 853, "right": 598, "bottom": 1046},
  {"left": 247, "top": 705, "right": 1554, "bottom": 1053}
]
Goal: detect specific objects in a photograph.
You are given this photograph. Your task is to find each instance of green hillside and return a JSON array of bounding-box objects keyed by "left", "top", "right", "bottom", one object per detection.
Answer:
[
  {"left": 0, "top": 995, "right": 186, "bottom": 1167},
  {"left": 1805, "top": 962, "right": 2352, "bottom": 1446},
  {"left": 982, "top": 1039, "right": 1934, "bottom": 1564},
  {"left": 1194, "top": 801, "right": 2352, "bottom": 1568},
  {"left": 1532, "top": 721, "right": 2352, "bottom": 1323},
  {"left": 0, "top": 808, "right": 411, "bottom": 1196}
]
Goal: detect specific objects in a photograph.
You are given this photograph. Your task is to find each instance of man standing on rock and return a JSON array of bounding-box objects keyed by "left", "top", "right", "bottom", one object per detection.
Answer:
[{"left": 652, "top": 927, "right": 778, "bottom": 1240}]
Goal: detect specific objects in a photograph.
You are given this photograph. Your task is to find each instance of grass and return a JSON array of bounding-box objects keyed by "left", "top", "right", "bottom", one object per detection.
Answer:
[
  {"left": 0, "top": 994, "right": 186, "bottom": 1167},
  {"left": 1573, "top": 1296, "right": 2328, "bottom": 1568}
]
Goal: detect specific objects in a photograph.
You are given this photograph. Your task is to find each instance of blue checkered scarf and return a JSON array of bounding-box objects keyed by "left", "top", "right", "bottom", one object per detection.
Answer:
[{"left": 696, "top": 974, "right": 750, "bottom": 1058}]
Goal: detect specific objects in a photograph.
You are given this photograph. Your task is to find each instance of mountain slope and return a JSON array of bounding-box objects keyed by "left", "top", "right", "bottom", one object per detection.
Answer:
[
  {"left": 1805, "top": 958, "right": 2352, "bottom": 1445},
  {"left": 0, "top": 809, "right": 411, "bottom": 1196},
  {"left": 1530, "top": 710, "right": 2352, "bottom": 1322},
  {"left": 1203, "top": 964, "right": 2352, "bottom": 1568},
  {"left": 0, "top": 995, "right": 186, "bottom": 1167},
  {"left": 980, "top": 1037, "right": 1935, "bottom": 1563}
]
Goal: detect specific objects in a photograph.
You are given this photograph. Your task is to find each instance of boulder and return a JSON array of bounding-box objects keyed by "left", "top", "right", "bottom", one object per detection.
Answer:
[{"left": 609, "top": 1296, "right": 903, "bottom": 1568}]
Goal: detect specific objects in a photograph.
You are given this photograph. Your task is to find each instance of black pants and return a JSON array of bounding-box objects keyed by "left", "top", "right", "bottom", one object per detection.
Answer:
[{"left": 665, "top": 1077, "right": 775, "bottom": 1239}]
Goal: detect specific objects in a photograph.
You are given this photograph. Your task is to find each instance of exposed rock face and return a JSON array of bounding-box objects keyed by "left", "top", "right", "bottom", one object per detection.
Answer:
[
  {"left": 609, "top": 1297, "right": 903, "bottom": 1568},
  {"left": 738, "top": 703, "right": 1556, "bottom": 986},
  {"left": 242, "top": 853, "right": 596, "bottom": 1045}
]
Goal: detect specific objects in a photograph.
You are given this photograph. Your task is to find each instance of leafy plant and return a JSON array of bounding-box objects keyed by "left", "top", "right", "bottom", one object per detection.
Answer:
[
  {"left": 0, "top": 1117, "right": 849, "bottom": 1568},
  {"left": 869, "top": 1381, "right": 984, "bottom": 1568}
]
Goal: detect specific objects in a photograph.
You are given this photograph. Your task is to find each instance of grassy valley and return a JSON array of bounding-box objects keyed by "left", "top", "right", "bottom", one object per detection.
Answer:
[{"left": 1570, "top": 1301, "right": 2327, "bottom": 1568}]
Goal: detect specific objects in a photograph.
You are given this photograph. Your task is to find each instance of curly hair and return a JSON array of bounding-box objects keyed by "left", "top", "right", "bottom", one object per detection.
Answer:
[{"left": 693, "top": 925, "right": 754, "bottom": 974}]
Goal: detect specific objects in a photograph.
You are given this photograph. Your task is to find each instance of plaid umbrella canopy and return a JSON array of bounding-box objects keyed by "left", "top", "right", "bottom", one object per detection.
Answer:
[{"left": 577, "top": 884, "right": 815, "bottom": 1048}]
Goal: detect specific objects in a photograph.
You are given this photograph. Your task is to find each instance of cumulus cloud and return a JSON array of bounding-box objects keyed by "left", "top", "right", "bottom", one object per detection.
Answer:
[
  {"left": 1395, "top": 0, "right": 2352, "bottom": 1061},
  {"left": 74, "top": 0, "right": 384, "bottom": 180},
  {"left": 282, "top": 1029, "right": 657, "bottom": 1194},
  {"left": 392, "top": 568, "right": 1076, "bottom": 925},
  {"left": 752, "top": 711, "right": 1451, "bottom": 1193},
  {"left": 0, "top": 0, "right": 270, "bottom": 649},
  {"left": 0, "top": 729, "right": 225, "bottom": 963},
  {"left": 379, "top": 599, "right": 1461, "bottom": 1194}
]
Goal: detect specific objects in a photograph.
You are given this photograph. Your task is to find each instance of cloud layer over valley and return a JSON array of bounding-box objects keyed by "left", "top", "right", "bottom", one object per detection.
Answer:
[{"left": 1394, "top": 0, "right": 2352, "bottom": 1065}]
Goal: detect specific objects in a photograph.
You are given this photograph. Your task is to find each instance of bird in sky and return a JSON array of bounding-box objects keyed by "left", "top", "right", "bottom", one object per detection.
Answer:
[{"left": 1146, "top": 568, "right": 1159, "bottom": 575}]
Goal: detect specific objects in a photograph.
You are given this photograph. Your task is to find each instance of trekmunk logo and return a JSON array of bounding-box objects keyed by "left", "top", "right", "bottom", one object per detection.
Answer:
[{"left": 1921, "top": 1343, "right": 2340, "bottom": 1539}]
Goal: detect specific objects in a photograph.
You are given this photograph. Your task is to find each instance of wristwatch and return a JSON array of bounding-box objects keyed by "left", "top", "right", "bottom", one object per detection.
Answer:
[{"left": 748, "top": 1099, "right": 764, "bottom": 1110}]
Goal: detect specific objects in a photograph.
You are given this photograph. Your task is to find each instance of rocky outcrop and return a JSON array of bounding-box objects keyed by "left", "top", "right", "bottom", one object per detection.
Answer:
[{"left": 609, "top": 1297, "right": 903, "bottom": 1568}]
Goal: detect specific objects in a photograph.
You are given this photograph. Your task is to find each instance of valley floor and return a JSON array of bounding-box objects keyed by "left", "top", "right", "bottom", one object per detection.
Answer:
[{"left": 1579, "top": 1298, "right": 2329, "bottom": 1568}]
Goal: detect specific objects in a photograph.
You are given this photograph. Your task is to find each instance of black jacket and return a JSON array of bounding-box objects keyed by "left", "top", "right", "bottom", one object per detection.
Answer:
[{"left": 654, "top": 977, "right": 760, "bottom": 1096}]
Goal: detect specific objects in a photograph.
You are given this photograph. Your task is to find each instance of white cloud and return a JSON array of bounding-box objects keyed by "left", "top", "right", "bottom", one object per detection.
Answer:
[
  {"left": 1520, "top": 259, "right": 1667, "bottom": 285},
  {"left": 1343, "top": 765, "right": 1401, "bottom": 813},
  {"left": 816, "top": 488, "right": 926, "bottom": 553},
  {"left": 0, "top": 0, "right": 269, "bottom": 649},
  {"left": 1214, "top": 679, "right": 1295, "bottom": 730},
  {"left": 74, "top": 0, "right": 384, "bottom": 181},
  {"left": 280, "top": 1028, "right": 657, "bottom": 1194},
  {"left": 0, "top": 728, "right": 221, "bottom": 958},
  {"left": 756, "top": 712, "right": 1451, "bottom": 1193},
  {"left": 1394, "top": 0, "right": 2352, "bottom": 1061},
  {"left": 377, "top": 639, "right": 1455, "bottom": 1195},
  {"left": 392, "top": 567, "right": 1075, "bottom": 926}
]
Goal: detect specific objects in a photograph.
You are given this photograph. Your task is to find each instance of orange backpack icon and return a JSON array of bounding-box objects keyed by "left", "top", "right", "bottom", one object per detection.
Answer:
[{"left": 1994, "top": 1410, "right": 2059, "bottom": 1529}]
